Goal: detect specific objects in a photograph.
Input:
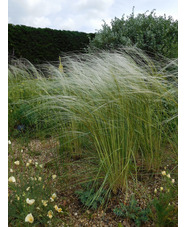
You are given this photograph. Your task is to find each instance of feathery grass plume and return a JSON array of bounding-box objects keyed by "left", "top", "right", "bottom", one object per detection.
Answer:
[
  {"left": 8, "top": 58, "right": 63, "bottom": 137},
  {"left": 33, "top": 47, "right": 177, "bottom": 193},
  {"left": 8, "top": 48, "right": 177, "bottom": 197}
]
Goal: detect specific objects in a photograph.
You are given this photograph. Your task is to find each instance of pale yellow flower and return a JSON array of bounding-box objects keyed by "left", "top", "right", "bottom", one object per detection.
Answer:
[
  {"left": 50, "top": 197, "right": 54, "bottom": 202},
  {"left": 154, "top": 188, "right": 157, "bottom": 193},
  {"left": 26, "top": 198, "right": 35, "bottom": 205},
  {"left": 51, "top": 193, "right": 57, "bottom": 199},
  {"left": 8, "top": 140, "right": 11, "bottom": 145},
  {"left": 16, "top": 195, "right": 20, "bottom": 201},
  {"left": 42, "top": 200, "right": 48, "bottom": 207},
  {"left": 57, "top": 207, "right": 63, "bottom": 213},
  {"left": 25, "top": 213, "right": 34, "bottom": 223},
  {"left": 167, "top": 174, "right": 171, "bottom": 178},
  {"left": 26, "top": 187, "right": 30, "bottom": 191},
  {"left": 39, "top": 164, "right": 43, "bottom": 168},
  {"left": 172, "top": 179, "right": 175, "bottom": 183},
  {"left": 10, "top": 169, "right": 13, "bottom": 173},
  {"left": 161, "top": 171, "right": 166, "bottom": 176},
  {"left": 14, "top": 161, "right": 20, "bottom": 166},
  {"left": 47, "top": 210, "right": 53, "bottom": 219},
  {"left": 26, "top": 163, "right": 30, "bottom": 167},
  {"left": 35, "top": 162, "right": 38, "bottom": 166},
  {"left": 8, "top": 176, "right": 16, "bottom": 183},
  {"left": 28, "top": 159, "right": 32, "bottom": 164},
  {"left": 38, "top": 177, "right": 42, "bottom": 181},
  {"left": 50, "top": 193, "right": 57, "bottom": 202},
  {"left": 160, "top": 187, "right": 164, "bottom": 191},
  {"left": 21, "top": 149, "right": 23, "bottom": 153},
  {"left": 52, "top": 175, "right": 57, "bottom": 179},
  {"left": 54, "top": 205, "right": 58, "bottom": 211}
]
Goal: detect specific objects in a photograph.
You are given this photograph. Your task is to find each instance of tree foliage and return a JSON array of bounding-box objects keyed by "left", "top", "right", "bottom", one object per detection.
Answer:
[
  {"left": 8, "top": 24, "right": 95, "bottom": 64},
  {"left": 89, "top": 10, "right": 178, "bottom": 58}
]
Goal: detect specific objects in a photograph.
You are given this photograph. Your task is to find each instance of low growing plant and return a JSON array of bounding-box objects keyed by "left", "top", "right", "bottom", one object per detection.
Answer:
[
  {"left": 8, "top": 142, "right": 66, "bottom": 226},
  {"left": 75, "top": 182, "right": 107, "bottom": 210},
  {"left": 151, "top": 196, "right": 177, "bottom": 227},
  {"left": 150, "top": 169, "right": 178, "bottom": 226},
  {"left": 113, "top": 195, "right": 150, "bottom": 227}
]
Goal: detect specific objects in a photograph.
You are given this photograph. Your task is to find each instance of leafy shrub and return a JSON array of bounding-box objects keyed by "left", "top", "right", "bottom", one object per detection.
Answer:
[
  {"left": 113, "top": 195, "right": 150, "bottom": 227},
  {"left": 89, "top": 9, "right": 178, "bottom": 58}
]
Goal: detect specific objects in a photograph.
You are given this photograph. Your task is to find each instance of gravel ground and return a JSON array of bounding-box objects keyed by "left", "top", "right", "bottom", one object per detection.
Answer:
[{"left": 9, "top": 137, "right": 177, "bottom": 227}]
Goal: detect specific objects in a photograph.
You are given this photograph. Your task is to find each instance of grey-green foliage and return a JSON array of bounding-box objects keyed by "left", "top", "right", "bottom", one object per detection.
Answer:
[
  {"left": 75, "top": 182, "right": 106, "bottom": 210},
  {"left": 89, "top": 10, "right": 178, "bottom": 58}
]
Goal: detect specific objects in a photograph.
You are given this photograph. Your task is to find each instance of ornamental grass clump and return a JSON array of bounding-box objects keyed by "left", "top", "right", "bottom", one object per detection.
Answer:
[
  {"left": 8, "top": 60, "right": 60, "bottom": 137},
  {"left": 9, "top": 48, "right": 177, "bottom": 195},
  {"left": 36, "top": 48, "right": 177, "bottom": 193}
]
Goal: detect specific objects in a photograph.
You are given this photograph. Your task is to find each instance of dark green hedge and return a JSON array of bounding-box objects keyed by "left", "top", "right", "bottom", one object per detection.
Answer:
[{"left": 8, "top": 24, "right": 95, "bottom": 64}]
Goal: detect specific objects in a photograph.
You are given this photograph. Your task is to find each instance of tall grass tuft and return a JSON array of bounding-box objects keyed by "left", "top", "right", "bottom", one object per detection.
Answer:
[{"left": 9, "top": 48, "right": 178, "bottom": 194}]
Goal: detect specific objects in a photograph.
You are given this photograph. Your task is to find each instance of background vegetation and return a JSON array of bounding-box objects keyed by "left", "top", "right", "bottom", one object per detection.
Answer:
[
  {"left": 89, "top": 10, "right": 178, "bottom": 59},
  {"left": 8, "top": 24, "right": 95, "bottom": 64},
  {"left": 8, "top": 10, "right": 178, "bottom": 65}
]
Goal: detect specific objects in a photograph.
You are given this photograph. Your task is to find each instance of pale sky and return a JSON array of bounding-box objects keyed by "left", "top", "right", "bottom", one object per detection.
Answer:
[{"left": 8, "top": 0, "right": 178, "bottom": 33}]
